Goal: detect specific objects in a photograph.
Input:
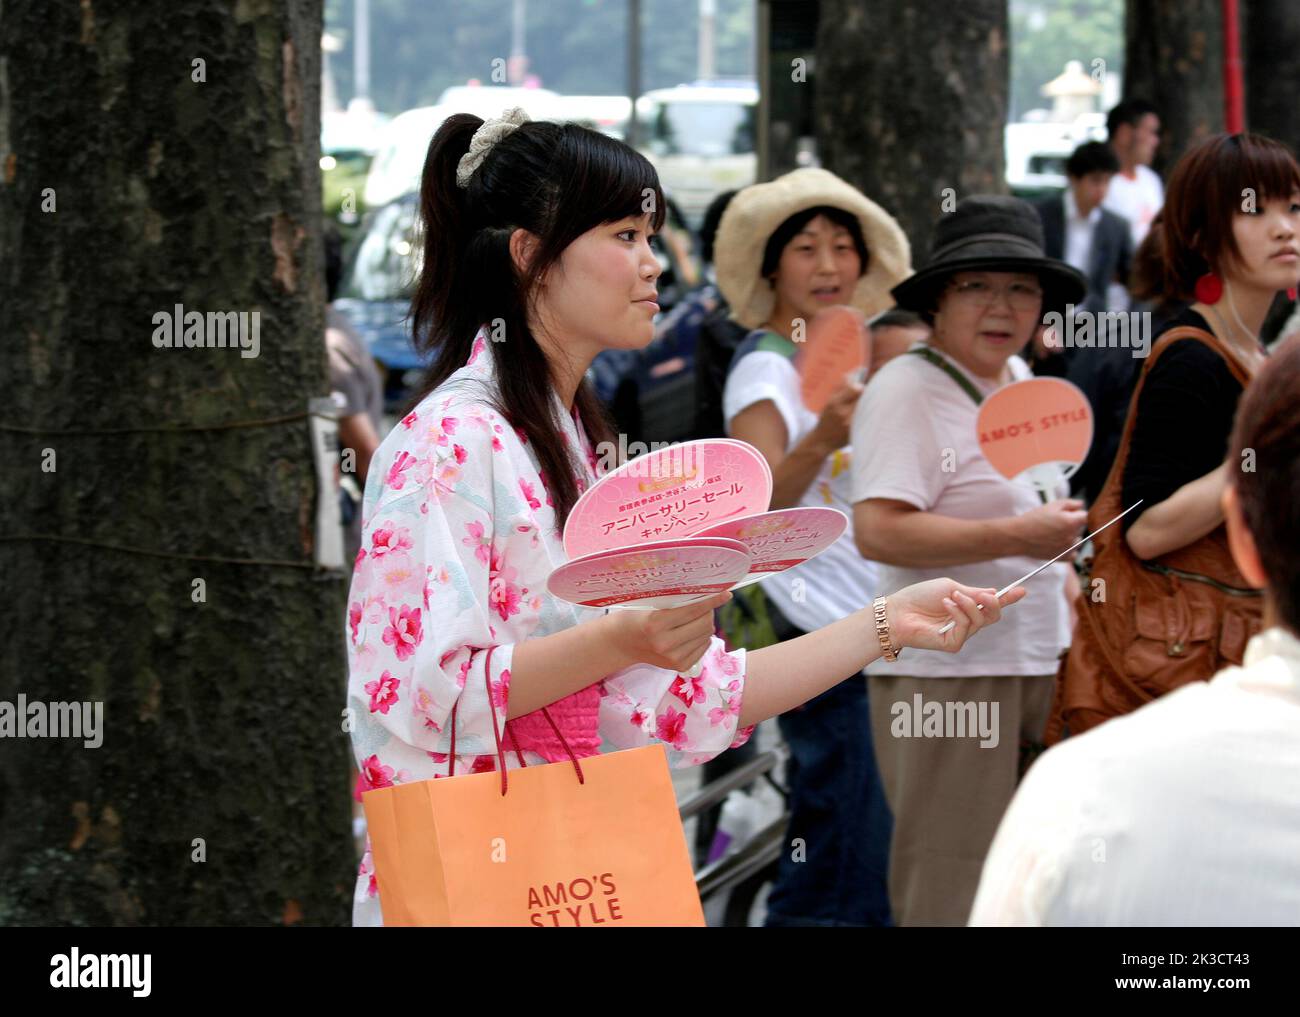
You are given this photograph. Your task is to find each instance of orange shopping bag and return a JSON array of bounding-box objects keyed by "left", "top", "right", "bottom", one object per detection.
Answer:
[{"left": 361, "top": 647, "right": 706, "bottom": 926}]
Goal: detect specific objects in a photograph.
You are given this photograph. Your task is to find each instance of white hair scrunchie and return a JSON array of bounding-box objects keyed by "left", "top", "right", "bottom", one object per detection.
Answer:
[{"left": 455, "top": 105, "right": 531, "bottom": 189}]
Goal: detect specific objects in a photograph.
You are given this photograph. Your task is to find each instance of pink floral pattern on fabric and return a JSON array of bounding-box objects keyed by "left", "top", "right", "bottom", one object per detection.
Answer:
[
  {"left": 365, "top": 670, "right": 401, "bottom": 715},
  {"left": 345, "top": 324, "right": 751, "bottom": 927}
]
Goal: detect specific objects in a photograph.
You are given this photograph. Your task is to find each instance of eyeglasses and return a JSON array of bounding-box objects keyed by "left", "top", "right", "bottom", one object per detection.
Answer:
[{"left": 947, "top": 279, "right": 1044, "bottom": 311}]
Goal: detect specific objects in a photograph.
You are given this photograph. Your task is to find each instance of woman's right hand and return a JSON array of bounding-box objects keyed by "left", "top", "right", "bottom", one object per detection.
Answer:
[
  {"left": 1011, "top": 498, "right": 1088, "bottom": 559},
  {"left": 604, "top": 590, "right": 733, "bottom": 673},
  {"left": 810, "top": 379, "right": 865, "bottom": 452}
]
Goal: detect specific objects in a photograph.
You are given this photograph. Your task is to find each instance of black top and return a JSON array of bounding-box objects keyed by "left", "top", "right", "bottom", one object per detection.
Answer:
[{"left": 1120, "top": 309, "right": 1251, "bottom": 532}]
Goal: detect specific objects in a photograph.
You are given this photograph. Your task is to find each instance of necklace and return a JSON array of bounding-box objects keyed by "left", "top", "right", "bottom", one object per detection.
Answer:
[{"left": 1204, "top": 299, "right": 1266, "bottom": 372}]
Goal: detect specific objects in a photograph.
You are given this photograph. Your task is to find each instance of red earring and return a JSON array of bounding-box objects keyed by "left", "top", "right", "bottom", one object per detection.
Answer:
[
  {"left": 1288, "top": 287, "right": 1298, "bottom": 301},
  {"left": 1194, "top": 272, "right": 1223, "bottom": 304}
]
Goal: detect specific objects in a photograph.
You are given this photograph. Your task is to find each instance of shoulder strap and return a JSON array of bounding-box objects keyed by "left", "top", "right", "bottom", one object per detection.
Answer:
[
  {"left": 726, "top": 329, "right": 796, "bottom": 378},
  {"left": 1090, "top": 324, "right": 1250, "bottom": 519},
  {"left": 908, "top": 345, "right": 1058, "bottom": 503},
  {"left": 907, "top": 345, "right": 984, "bottom": 406}
]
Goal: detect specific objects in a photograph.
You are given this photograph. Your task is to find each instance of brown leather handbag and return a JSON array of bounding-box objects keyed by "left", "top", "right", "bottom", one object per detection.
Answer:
[{"left": 1044, "top": 326, "right": 1263, "bottom": 743}]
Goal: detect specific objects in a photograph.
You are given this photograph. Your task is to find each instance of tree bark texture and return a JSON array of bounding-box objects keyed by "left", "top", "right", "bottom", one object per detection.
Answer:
[
  {"left": 1124, "top": 0, "right": 1224, "bottom": 174},
  {"left": 813, "top": 0, "right": 1009, "bottom": 263},
  {"left": 1244, "top": 0, "right": 1300, "bottom": 148},
  {"left": 0, "top": 0, "right": 354, "bottom": 924}
]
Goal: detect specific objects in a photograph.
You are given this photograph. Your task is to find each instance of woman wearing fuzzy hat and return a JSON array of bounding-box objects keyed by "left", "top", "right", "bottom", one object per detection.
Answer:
[{"left": 714, "top": 168, "right": 911, "bottom": 926}]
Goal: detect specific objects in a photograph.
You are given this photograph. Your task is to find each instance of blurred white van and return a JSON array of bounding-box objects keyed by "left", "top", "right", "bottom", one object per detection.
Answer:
[
  {"left": 363, "top": 86, "right": 563, "bottom": 208},
  {"left": 636, "top": 82, "right": 758, "bottom": 229}
]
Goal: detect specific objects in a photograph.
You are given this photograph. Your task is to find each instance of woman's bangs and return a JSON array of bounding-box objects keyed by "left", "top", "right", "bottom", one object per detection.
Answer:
[
  {"left": 1233, "top": 136, "right": 1300, "bottom": 204},
  {"left": 570, "top": 130, "right": 667, "bottom": 233}
]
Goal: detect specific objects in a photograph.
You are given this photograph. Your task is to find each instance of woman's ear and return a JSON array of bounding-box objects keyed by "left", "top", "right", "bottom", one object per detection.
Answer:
[
  {"left": 508, "top": 228, "right": 541, "bottom": 277},
  {"left": 1222, "top": 483, "right": 1269, "bottom": 589}
]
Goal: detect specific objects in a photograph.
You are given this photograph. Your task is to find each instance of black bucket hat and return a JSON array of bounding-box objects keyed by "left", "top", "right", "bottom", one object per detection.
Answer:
[{"left": 891, "top": 194, "right": 1087, "bottom": 321}]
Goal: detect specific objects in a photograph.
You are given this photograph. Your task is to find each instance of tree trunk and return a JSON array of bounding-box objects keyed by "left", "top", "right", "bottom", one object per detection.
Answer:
[
  {"left": 1244, "top": 0, "right": 1300, "bottom": 147},
  {"left": 813, "top": 0, "right": 1009, "bottom": 262},
  {"left": 1123, "top": 0, "right": 1224, "bottom": 174},
  {"left": 0, "top": 0, "right": 354, "bottom": 924}
]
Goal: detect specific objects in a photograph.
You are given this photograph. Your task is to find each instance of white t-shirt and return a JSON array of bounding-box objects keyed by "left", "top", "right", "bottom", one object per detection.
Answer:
[
  {"left": 970, "top": 626, "right": 1300, "bottom": 926},
  {"left": 849, "top": 343, "right": 1072, "bottom": 678},
  {"left": 723, "top": 335, "right": 880, "bottom": 634},
  {"left": 1102, "top": 164, "right": 1164, "bottom": 249}
]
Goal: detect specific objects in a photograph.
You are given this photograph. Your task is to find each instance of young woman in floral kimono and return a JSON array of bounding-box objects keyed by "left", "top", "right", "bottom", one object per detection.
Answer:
[{"left": 345, "top": 107, "right": 1025, "bottom": 926}]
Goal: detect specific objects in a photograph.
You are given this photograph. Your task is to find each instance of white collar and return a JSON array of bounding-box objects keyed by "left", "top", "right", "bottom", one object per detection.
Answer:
[
  {"left": 1244, "top": 625, "right": 1300, "bottom": 670},
  {"left": 1064, "top": 188, "right": 1101, "bottom": 226}
]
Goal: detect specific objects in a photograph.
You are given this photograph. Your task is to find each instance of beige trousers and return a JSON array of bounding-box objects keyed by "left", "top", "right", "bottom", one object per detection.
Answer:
[{"left": 867, "top": 672, "right": 1055, "bottom": 927}]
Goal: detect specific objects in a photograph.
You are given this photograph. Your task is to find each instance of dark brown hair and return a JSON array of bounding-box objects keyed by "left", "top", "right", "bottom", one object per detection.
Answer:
[
  {"left": 760, "top": 205, "right": 869, "bottom": 281},
  {"left": 1229, "top": 333, "right": 1300, "bottom": 633},
  {"left": 1161, "top": 133, "right": 1300, "bottom": 300},
  {"left": 409, "top": 114, "right": 666, "bottom": 530}
]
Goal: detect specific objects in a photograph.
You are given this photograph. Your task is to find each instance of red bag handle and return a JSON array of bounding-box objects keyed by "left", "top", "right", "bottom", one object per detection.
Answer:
[{"left": 447, "top": 645, "right": 585, "bottom": 795}]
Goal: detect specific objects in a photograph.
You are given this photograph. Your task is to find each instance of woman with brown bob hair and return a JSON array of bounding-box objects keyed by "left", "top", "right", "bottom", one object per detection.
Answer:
[{"left": 1050, "top": 133, "right": 1300, "bottom": 739}]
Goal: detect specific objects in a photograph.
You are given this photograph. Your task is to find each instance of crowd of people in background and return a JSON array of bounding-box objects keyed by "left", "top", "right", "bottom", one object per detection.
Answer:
[
  {"left": 340, "top": 95, "right": 1300, "bottom": 926},
  {"left": 637, "top": 97, "right": 1300, "bottom": 926}
]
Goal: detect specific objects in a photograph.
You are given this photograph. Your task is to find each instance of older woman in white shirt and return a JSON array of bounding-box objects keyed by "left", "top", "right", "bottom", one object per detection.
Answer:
[{"left": 850, "top": 195, "right": 1089, "bottom": 926}]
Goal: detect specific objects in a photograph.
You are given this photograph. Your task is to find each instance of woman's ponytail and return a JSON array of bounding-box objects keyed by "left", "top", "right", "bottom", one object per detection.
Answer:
[{"left": 410, "top": 114, "right": 482, "bottom": 382}]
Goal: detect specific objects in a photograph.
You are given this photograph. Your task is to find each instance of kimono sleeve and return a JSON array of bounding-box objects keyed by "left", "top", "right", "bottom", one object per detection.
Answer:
[
  {"left": 597, "top": 637, "right": 755, "bottom": 767},
  {"left": 346, "top": 415, "right": 520, "bottom": 764}
]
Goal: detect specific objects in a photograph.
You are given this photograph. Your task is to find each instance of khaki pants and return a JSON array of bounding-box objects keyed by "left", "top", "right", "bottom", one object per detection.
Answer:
[{"left": 868, "top": 672, "right": 1055, "bottom": 927}]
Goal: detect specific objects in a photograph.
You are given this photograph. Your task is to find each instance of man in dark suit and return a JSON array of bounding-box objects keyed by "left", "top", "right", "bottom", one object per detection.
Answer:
[
  {"left": 1035, "top": 142, "right": 1140, "bottom": 505},
  {"left": 1036, "top": 141, "right": 1133, "bottom": 316}
]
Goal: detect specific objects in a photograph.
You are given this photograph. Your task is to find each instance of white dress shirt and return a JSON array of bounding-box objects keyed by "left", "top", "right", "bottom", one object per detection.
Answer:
[
  {"left": 1062, "top": 188, "right": 1100, "bottom": 277},
  {"left": 969, "top": 625, "right": 1300, "bottom": 926}
]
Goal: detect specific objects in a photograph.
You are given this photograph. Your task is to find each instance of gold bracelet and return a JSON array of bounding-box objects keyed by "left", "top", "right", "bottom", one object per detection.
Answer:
[{"left": 873, "top": 595, "right": 901, "bottom": 662}]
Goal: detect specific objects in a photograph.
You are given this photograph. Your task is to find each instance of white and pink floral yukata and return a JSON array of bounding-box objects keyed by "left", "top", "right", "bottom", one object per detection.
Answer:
[{"left": 346, "top": 325, "right": 756, "bottom": 926}]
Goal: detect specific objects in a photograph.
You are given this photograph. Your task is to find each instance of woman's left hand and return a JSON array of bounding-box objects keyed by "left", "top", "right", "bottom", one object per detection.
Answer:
[{"left": 883, "top": 578, "right": 1027, "bottom": 654}]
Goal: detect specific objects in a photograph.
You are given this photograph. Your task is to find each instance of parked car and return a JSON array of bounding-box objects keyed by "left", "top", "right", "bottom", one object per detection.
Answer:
[
  {"left": 550, "top": 94, "right": 633, "bottom": 140},
  {"left": 1004, "top": 115, "right": 1107, "bottom": 201},
  {"left": 333, "top": 193, "right": 424, "bottom": 415},
  {"left": 364, "top": 87, "right": 564, "bottom": 210},
  {"left": 363, "top": 105, "right": 449, "bottom": 211}
]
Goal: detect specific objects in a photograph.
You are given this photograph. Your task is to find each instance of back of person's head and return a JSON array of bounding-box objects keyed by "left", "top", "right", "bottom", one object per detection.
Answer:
[
  {"left": 1066, "top": 140, "right": 1120, "bottom": 179},
  {"left": 410, "top": 113, "right": 666, "bottom": 527},
  {"left": 1229, "top": 334, "right": 1300, "bottom": 634},
  {"left": 1129, "top": 213, "right": 1165, "bottom": 303},
  {"left": 699, "top": 189, "right": 738, "bottom": 266},
  {"left": 869, "top": 308, "right": 925, "bottom": 332},
  {"left": 868, "top": 307, "right": 928, "bottom": 375},
  {"left": 1159, "top": 132, "right": 1300, "bottom": 301},
  {"left": 1106, "top": 98, "right": 1158, "bottom": 140},
  {"left": 324, "top": 222, "right": 344, "bottom": 303}
]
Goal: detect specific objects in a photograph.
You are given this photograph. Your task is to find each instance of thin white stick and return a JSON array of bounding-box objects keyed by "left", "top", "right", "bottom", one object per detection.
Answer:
[{"left": 934, "top": 500, "right": 1144, "bottom": 636}]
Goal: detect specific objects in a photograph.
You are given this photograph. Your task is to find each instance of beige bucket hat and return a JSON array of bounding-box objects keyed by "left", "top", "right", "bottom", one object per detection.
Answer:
[{"left": 713, "top": 167, "right": 912, "bottom": 330}]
